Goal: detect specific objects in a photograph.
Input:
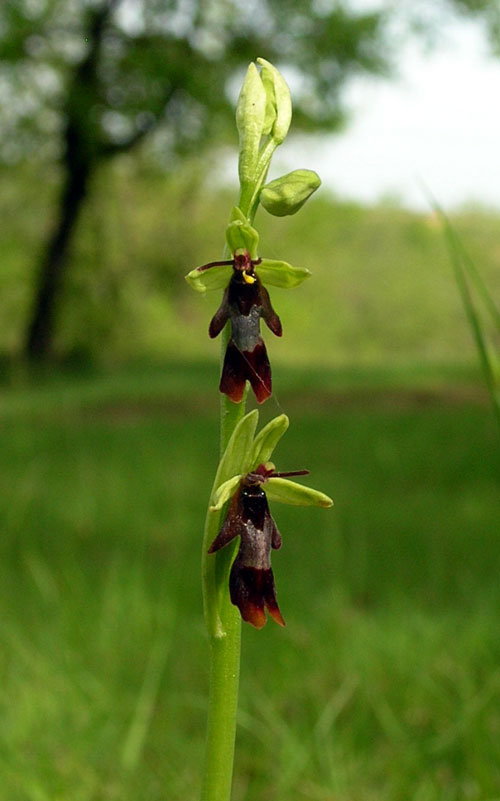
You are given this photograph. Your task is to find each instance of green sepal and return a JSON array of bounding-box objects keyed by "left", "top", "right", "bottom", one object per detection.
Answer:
[
  {"left": 185, "top": 263, "right": 232, "bottom": 293},
  {"left": 212, "top": 409, "right": 259, "bottom": 493},
  {"left": 256, "top": 259, "right": 311, "bottom": 288},
  {"left": 257, "top": 58, "right": 292, "bottom": 145},
  {"left": 210, "top": 474, "right": 242, "bottom": 511},
  {"left": 225, "top": 216, "right": 259, "bottom": 259},
  {"left": 237, "top": 63, "right": 267, "bottom": 185},
  {"left": 248, "top": 414, "right": 289, "bottom": 470},
  {"left": 265, "top": 477, "right": 333, "bottom": 508},
  {"left": 260, "top": 169, "right": 321, "bottom": 217}
]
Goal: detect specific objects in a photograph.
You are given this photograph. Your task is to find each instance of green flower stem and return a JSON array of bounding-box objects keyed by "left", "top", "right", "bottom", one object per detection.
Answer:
[
  {"left": 201, "top": 281, "right": 248, "bottom": 801},
  {"left": 200, "top": 542, "right": 241, "bottom": 801},
  {"left": 238, "top": 140, "right": 277, "bottom": 223},
  {"left": 201, "top": 72, "right": 282, "bottom": 799}
]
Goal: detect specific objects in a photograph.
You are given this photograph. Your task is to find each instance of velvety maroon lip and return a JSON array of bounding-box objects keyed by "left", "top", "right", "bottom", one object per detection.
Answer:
[
  {"left": 219, "top": 340, "right": 272, "bottom": 404},
  {"left": 230, "top": 564, "right": 285, "bottom": 629}
]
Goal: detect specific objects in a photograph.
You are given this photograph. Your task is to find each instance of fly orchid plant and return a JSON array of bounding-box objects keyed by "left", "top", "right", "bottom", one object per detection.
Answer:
[{"left": 185, "top": 58, "right": 332, "bottom": 801}]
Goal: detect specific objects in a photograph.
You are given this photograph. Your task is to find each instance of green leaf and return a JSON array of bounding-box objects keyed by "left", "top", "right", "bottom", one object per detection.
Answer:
[
  {"left": 265, "top": 477, "right": 333, "bottom": 508},
  {"left": 256, "top": 259, "right": 311, "bottom": 288},
  {"left": 210, "top": 474, "right": 242, "bottom": 511},
  {"left": 248, "top": 414, "right": 289, "bottom": 470},
  {"left": 236, "top": 63, "right": 267, "bottom": 185},
  {"left": 225, "top": 218, "right": 259, "bottom": 259},
  {"left": 440, "top": 208, "right": 500, "bottom": 428},
  {"left": 260, "top": 169, "right": 321, "bottom": 217},
  {"left": 257, "top": 58, "right": 292, "bottom": 145},
  {"left": 185, "top": 263, "right": 232, "bottom": 293},
  {"left": 422, "top": 189, "right": 500, "bottom": 429},
  {"left": 213, "top": 409, "right": 259, "bottom": 491}
]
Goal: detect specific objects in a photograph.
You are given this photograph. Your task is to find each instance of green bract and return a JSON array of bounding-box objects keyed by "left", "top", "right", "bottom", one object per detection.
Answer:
[
  {"left": 211, "top": 410, "right": 288, "bottom": 499},
  {"left": 213, "top": 410, "right": 259, "bottom": 492},
  {"left": 260, "top": 169, "right": 321, "bottom": 217},
  {"left": 248, "top": 414, "right": 289, "bottom": 470},
  {"left": 211, "top": 474, "right": 243, "bottom": 512},
  {"left": 211, "top": 410, "right": 333, "bottom": 513}
]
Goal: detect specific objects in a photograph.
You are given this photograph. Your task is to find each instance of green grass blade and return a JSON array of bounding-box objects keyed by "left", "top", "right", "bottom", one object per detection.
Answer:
[
  {"left": 438, "top": 208, "right": 500, "bottom": 428},
  {"left": 455, "top": 235, "right": 500, "bottom": 334},
  {"left": 121, "top": 639, "right": 170, "bottom": 772}
]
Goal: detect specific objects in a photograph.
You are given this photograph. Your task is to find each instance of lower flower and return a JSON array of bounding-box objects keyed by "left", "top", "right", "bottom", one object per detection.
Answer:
[{"left": 208, "top": 463, "right": 310, "bottom": 628}]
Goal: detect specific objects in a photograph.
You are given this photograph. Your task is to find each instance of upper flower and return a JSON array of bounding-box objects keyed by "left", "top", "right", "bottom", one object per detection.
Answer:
[
  {"left": 207, "top": 250, "right": 282, "bottom": 403},
  {"left": 185, "top": 211, "right": 312, "bottom": 404}
]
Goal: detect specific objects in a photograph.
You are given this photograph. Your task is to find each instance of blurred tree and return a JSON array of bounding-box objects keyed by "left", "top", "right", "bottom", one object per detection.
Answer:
[
  {"left": 451, "top": 0, "right": 500, "bottom": 49},
  {"left": 0, "top": 0, "right": 391, "bottom": 362},
  {"left": 0, "top": 0, "right": 498, "bottom": 361}
]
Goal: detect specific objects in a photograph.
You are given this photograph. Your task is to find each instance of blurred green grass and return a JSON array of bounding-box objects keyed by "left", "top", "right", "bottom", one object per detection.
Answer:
[{"left": 1, "top": 363, "right": 499, "bottom": 800}]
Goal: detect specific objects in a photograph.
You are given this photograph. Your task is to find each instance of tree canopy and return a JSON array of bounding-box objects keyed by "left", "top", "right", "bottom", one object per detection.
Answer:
[
  {"left": 1, "top": 0, "right": 498, "bottom": 168},
  {"left": 0, "top": 0, "right": 390, "bottom": 167}
]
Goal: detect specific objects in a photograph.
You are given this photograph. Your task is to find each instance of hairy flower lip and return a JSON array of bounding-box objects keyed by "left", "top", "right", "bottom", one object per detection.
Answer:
[{"left": 230, "top": 562, "right": 285, "bottom": 629}]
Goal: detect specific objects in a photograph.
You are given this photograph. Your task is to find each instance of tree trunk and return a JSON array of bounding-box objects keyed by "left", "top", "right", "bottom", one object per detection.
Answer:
[{"left": 24, "top": 162, "right": 90, "bottom": 362}]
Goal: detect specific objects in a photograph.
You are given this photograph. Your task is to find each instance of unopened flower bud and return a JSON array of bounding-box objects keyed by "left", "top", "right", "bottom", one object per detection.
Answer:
[
  {"left": 257, "top": 58, "right": 292, "bottom": 145},
  {"left": 260, "top": 169, "right": 321, "bottom": 217},
  {"left": 236, "top": 63, "right": 267, "bottom": 185}
]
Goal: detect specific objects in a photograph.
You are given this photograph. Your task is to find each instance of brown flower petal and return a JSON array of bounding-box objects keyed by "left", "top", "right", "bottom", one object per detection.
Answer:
[{"left": 230, "top": 560, "right": 285, "bottom": 629}]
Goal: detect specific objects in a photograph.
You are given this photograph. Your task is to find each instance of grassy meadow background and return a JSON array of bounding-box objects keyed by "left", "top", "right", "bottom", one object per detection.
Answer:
[{"left": 1, "top": 161, "right": 500, "bottom": 800}]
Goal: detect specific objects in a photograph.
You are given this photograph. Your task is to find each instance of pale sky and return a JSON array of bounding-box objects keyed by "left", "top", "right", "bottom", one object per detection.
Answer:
[{"left": 286, "top": 17, "right": 500, "bottom": 211}]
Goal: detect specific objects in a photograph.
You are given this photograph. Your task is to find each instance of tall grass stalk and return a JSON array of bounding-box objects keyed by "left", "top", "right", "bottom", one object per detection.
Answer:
[{"left": 432, "top": 201, "right": 500, "bottom": 428}]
